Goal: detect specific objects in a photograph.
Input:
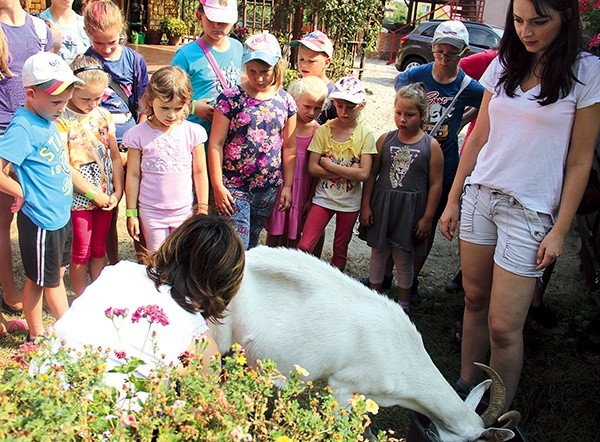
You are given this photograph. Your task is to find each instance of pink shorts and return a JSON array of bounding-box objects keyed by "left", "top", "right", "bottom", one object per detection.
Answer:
[{"left": 71, "top": 209, "right": 113, "bottom": 265}]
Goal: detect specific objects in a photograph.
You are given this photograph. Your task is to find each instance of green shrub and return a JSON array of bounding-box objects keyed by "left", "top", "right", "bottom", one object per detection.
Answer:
[
  {"left": 0, "top": 336, "right": 391, "bottom": 441},
  {"left": 160, "top": 17, "right": 188, "bottom": 38}
]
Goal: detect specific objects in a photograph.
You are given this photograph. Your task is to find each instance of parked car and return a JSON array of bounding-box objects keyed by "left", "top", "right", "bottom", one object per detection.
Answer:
[{"left": 395, "top": 20, "right": 503, "bottom": 71}]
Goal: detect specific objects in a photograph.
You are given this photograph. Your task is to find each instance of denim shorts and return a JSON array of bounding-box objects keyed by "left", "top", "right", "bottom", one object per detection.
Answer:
[{"left": 459, "top": 184, "right": 554, "bottom": 277}]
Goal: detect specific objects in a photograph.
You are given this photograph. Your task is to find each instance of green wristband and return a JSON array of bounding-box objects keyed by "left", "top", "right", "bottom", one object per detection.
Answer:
[
  {"left": 125, "top": 208, "right": 138, "bottom": 218},
  {"left": 84, "top": 188, "right": 98, "bottom": 200}
]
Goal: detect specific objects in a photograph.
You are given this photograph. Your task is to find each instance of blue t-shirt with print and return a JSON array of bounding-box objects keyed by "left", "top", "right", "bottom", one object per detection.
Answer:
[
  {"left": 395, "top": 63, "right": 484, "bottom": 186},
  {"left": 0, "top": 107, "right": 72, "bottom": 230},
  {"left": 171, "top": 37, "right": 243, "bottom": 137}
]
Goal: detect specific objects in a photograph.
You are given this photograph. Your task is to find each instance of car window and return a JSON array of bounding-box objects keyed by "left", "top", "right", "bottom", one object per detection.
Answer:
[
  {"left": 421, "top": 24, "right": 438, "bottom": 38},
  {"left": 468, "top": 28, "right": 499, "bottom": 48}
]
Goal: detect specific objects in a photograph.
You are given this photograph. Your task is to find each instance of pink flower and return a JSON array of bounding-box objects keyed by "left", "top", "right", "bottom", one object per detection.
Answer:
[
  {"left": 114, "top": 350, "right": 127, "bottom": 359},
  {"left": 120, "top": 414, "right": 136, "bottom": 427},
  {"left": 131, "top": 305, "right": 169, "bottom": 326},
  {"left": 105, "top": 307, "right": 129, "bottom": 319}
]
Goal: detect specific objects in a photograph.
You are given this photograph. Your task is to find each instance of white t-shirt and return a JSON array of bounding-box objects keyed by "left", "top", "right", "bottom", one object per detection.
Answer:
[
  {"left": 53, "top": 261, "right": 208, "bottom": 390},
  {"left": 467, "top": 53, "right": 600, "bottom": 216}
]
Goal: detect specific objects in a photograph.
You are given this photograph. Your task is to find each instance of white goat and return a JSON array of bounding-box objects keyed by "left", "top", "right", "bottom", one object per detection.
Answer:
[{"left": 210, "top": 246, "right": 518, "bottom": 442}]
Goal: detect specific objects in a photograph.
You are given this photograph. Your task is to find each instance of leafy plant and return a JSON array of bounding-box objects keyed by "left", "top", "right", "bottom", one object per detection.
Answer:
[
  {"left": 160, "top": 17, "right": 188, "bottom": 38},
  {"left": 0, "top": 304, "right": 396, "bottom": 441}
]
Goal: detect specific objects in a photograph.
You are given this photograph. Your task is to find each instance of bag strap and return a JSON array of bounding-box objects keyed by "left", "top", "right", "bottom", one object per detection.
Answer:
[
  {"left": 429, "top": 74, "right": 472, "bottom": 136},
  {"left": 108, "top": 78, "right": 135, "bottom": 117},
  {"left": 196, "top": 38, "right": 229, "bottom": 91},
  {"left": 31, "top": 15, "right": 48, "bottom": 48}
]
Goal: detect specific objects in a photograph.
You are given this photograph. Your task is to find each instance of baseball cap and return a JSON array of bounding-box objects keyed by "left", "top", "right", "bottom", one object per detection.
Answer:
[
  {"left": 328, "top": 76, "right": 366, "bottom": 104},
  {"left": 432, "top": 20, "right": 469, "bottom": 49},
  {"left": 200, "top": 0, "right": 238, "bottom": 25},
  {"left": 242, "top": 31, "right": 282, "bottom": 66},
  {"left": 22, "top": 52, "right": 83, "bottom": 95},
  {"left": 290, "top": 30, "right": 333, "bottom": 58}
]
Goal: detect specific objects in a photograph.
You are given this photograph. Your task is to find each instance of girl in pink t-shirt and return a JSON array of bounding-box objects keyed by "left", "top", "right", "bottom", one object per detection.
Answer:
[
  {"left": 123, "top": 66, "right": 209, "bottom": 252},
  {"left": 265, "top": 76, "right": 328, "bottom": 248}
]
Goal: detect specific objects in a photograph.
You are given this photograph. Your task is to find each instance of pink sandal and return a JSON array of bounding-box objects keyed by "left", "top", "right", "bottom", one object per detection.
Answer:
[{"left": 0, "top": 319, "right": 28, "bottom": 337}]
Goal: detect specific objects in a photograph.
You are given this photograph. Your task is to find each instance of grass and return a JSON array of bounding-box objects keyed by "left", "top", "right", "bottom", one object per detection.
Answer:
[{"left": 1, "top": 213, "right": 599, "bottom": 441}]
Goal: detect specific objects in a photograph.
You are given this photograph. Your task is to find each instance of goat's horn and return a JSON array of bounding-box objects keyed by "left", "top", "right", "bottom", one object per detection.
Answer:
[
  {"left": 473, "top": 362, "right": 506, "bottom": 427},
  {"left": 497, "top": 410, "right": 521, "bottom": 429}
]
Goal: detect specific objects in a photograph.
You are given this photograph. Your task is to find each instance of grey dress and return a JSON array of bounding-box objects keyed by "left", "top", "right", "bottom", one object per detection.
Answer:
[{"left": 360, "top": 130, "right": 432, "bottom": 256}]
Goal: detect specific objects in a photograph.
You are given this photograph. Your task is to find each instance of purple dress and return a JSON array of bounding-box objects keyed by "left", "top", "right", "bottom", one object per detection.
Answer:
[{"left": 266, "top": 125, "right": 318, "bottom": 239}]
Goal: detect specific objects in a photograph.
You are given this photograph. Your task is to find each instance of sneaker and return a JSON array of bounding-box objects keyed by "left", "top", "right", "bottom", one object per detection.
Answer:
[
  {"left": 410, "top": 279, "right": 421, "bottom": 304},
  {"left": 359, "top": 275, "right": 393, "bottom": 290}
]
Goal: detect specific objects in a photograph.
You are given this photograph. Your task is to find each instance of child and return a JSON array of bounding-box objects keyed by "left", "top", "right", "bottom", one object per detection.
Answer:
[
  {"left": 359, "top": 84, "right": 443, "bottom": 313},
  {"left": 82, "top": 0, "right": 149, "bottom": 263},
  {"left": 56, "top": 55, "right": 124, "bottom": 296},
  {"left": 290, "top": 30, "right": 336, "bottom": 123},
  {"left": 53, "top": 213, "right": 245, "bottom": 392},
  {"left": 40, "top": 0, "right": 91, "bottom": 63},
  {"left": 171, "top": 0, "right": 242, "bottom": 138},
  {"left": 123, "top": 66, "right": 209, "bottom": 252},
  {"left": 297, "top": 76, "right": 377, "bottom": 271},
  {"left": 0, "top": 0, "right": 55, "bottom": 316},
  {"left": 208, "top": 31, "right": 297, "bottom": 250},
  {"left": 265, "top": 76, "right": 328, "bottom": 248},
  {"left": 0, "top": 51, "right": 82, "bottom": 340}
]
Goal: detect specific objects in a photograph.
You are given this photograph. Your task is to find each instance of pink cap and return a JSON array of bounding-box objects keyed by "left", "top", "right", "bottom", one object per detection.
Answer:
[
  {"left": 290, "top": 30, "right": 333, "bottom": 57},
  {"left": 200, "top": 0, "right": 238, "bottom": 24}
]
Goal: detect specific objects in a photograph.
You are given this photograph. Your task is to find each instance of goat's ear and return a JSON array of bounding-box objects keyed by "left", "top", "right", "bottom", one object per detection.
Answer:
[
  {"left": 464, "top": 379, "right": 491, "bottom": 410},
  {"left": 478, "top": 427, "right": 515, "bottom": 441}
]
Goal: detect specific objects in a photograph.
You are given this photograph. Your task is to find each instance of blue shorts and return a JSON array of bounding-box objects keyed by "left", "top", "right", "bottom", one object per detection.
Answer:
[{"left": 459, "top": 184, "right": 553, "bottom": 278}]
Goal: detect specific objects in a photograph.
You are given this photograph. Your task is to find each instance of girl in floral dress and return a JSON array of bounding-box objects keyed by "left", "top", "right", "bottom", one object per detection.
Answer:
[{"left": 208, "top": 31, "right": 297, "bottom": 249}]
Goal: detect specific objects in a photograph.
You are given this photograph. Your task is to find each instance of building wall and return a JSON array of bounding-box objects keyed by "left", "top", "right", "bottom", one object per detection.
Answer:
[
  {"left": 148, "top": 0, "right": 180, "bottom": 30},
  {"left": 483, "top": 0, "right": 509, "bottom": 28}
]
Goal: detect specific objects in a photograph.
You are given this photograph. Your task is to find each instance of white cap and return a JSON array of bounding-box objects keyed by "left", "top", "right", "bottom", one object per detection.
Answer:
[
  {"left": 329, "top": 76, "right": 366, "bottom": 104},
  {"left": 22, "top": 52, "right": 83, "bottom": 95},
  {"left": 200, "top": 0, "right": 238, "bottom": 25},
  {"left": 432, "top": 20, "right": 469, "bottom": 49}
]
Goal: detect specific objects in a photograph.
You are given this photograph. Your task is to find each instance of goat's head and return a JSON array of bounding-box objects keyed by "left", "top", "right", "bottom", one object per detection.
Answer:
[{"left": 426, "top": 363, "right": 521, "bottom": 442}]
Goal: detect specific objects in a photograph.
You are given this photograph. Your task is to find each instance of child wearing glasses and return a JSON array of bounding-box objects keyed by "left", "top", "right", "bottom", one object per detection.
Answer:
[{"left": 392, "top": 20, "right": 484, "bottom": 299}]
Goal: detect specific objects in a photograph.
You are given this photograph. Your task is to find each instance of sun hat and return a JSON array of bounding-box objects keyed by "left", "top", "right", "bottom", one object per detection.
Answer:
[
  {"left": 199, "top": 0, "right": 238, "bottom": 25},
  {"left": 328, "top": 76, "right": 366, "bottom": 104},
  {"left": 242, "top": 31, "right": 282, "bottom": 66},
  {"left": 289, "top": 30, "right": 333, "bottom": 58},
  {"left": 432, "top": 20, "right": 469, "bottom": 49},
  {"left": 22, "top": 52, "right": 83, "bottom": 95}
]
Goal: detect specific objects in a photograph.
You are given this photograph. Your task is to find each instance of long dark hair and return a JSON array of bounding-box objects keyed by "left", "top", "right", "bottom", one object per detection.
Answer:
[{"left": 498, "top": 0, "right": 581, "bottom": 105}]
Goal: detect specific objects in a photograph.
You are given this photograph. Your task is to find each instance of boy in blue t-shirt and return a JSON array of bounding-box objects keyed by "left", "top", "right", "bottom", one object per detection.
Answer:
[
  {"left": 393, "top": 20, "right": 484, "bottom": 295},
  {"left": 0, "top": 52, "right": 82, "bottom": 341}
]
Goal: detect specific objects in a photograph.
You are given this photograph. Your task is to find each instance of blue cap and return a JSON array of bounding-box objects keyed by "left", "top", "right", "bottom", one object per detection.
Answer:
[{"left": 242, "top": 31, "right": 282, "bottom": 66}]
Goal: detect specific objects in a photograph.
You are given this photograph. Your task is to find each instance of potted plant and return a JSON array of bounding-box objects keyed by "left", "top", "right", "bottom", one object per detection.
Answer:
[
  {"left": 160, "top": 17, "right": 188, "bottom": 45},
  {"left": 145, "top": 28, "right": 163, "bottom": 45}
]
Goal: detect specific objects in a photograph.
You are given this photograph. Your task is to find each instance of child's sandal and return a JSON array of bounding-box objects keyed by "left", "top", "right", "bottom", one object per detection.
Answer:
[{"left": 0, "top": 319, "right": 28, "bottom": 337}]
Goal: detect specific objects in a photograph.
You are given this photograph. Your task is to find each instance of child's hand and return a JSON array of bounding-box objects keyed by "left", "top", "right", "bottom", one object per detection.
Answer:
[
  {"left": 196, "top": 98, "right": 215, "bottom": 122},
  {"left": 11, "top": 197, "right": 24, "bottom": 213},
  {"left": 359, "top": 206, "right": 373, "bottom": 227},
  {"left": 127, "top": 216, "right": 140, "bottom": 242},
  {"left": 94, "top": 192, "right": 111, "bottom": 209},
  {"left": 214, "top": 185, "right": 235, "bottom": 216},
  {"left": 102, "top": 194, "right": 119, "bottom": 211},
  {"left": 319, "top": 156, "right": 334, "bottom": 171},
  {"left": 279, "top": 187, "right": 292, "bottom": 211},
  {"left": 414, "top": 218, "right": 432, "bottom": 241}
]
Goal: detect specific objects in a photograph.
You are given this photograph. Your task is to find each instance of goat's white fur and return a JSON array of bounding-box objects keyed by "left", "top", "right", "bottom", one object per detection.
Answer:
[{"left": 210, "top": 247, "right": 515, "bottom": 442}]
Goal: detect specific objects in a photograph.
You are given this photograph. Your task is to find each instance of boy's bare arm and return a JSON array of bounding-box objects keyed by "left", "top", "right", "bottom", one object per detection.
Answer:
[{"left": 0, "top": 158, "right": 23, "bottom": 198}]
